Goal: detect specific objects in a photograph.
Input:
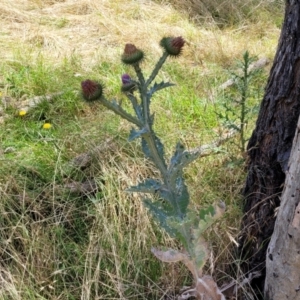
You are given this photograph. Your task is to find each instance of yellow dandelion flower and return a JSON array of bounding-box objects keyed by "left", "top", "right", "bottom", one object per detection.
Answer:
[
  {"left": 19, "top": 110, "right": 27, "bottom": 116},
  {"left": 43, "top": 123, "right": 52, "bottom": 129}
]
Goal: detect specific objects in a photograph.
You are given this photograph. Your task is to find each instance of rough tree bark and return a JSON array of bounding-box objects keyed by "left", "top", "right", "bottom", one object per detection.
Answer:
[
  {"left": 239, "top": 0, "right": 300, "bottom": 297},
  {"left": 264, "top": 113, "right": 300, "bottom": 299}
]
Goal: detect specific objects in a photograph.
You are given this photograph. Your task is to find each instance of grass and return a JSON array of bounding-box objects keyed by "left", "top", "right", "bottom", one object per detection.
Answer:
[
  {"left": 0, "top": 0, "right": 283, "bottom": 299},
  {"left": 155, "top": 0, "right": 284, "bottom": 27}
]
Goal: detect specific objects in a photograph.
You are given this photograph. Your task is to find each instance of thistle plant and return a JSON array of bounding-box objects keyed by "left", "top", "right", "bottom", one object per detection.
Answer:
[
  {"left": 217, "top": 51, "right": 262, "bottom": 154},
  {"left": 81, "top": 37, "right": 225, "bottom": 300}
]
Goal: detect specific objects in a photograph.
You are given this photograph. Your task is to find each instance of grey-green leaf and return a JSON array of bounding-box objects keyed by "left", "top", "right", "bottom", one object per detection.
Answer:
[
  {"left": 148, "top": 81, "right": 175, "bottom": 98},
  {"left": 143, "top": 198, "right": 178, "bottom": 237},
  {"left": 128, "top": 127, "right": 148, "bottom": 142},
  {"left": 127, "top": 179, "right": 162, "bottom": 194}
]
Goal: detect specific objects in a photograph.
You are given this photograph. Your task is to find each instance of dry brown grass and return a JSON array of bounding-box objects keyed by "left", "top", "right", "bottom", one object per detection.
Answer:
[
  {"left": 155, "top": 0, "right": 284, "bottom": 26},
  {"left": 0, "top": 0, "right": 281, "bottom": 68}
]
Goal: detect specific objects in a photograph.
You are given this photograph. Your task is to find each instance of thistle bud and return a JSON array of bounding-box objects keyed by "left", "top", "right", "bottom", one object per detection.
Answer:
[
  {"left": 121, "top": 43, "right": 144, "bottom": 65},
  {"left": 122, "top": 74, "right": 131, "bottom": 85},
  {"left": 121, "top": 74, "right": 136, "bottom": 93},
  {"left": 160, "top": 36, "right": 185, "bottom": 57},
  {"left": 81, "top": 79, "right": 103, "bottom": 101}
]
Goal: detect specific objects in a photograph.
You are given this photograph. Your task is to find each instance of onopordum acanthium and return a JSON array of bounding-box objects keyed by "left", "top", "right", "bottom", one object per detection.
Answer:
[{"left": 81, "top": 36, "right": 226, "bottom": 300}]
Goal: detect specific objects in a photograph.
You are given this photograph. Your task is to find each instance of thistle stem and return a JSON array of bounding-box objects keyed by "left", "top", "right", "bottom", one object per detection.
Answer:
[
  {"left": 146, "top": 52, "right": 169, "bottom": 87},
  {"left": 240, "top": 54, "right": 249, "bottom": 153},
  {"left": 126, "top": 93, "right": 143, "bottom": 121},
  {"left": 140, "top": 73, "right": 168, "bottom": 178},
  {"left": 142, "top": 132, "right": 168, "bottom": 179},
  {"left": 100, "top": 96, "right": 143, "bottom": 128},
  {"left": 133, "top": 63, "right": 145, "bottom": 85}
]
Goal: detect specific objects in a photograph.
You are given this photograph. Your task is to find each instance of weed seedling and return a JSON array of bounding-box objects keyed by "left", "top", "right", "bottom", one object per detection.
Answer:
[
  {"left": 217, "top": 51, "right": 263, "bottom": 154},
  {"left": 81, "top": 37, "right": 225, "bottom": 299}
]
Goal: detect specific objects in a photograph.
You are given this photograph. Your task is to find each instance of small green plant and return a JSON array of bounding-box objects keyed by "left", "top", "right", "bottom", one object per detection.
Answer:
[
  {"left": 81, "top": 37, "right": 226, "bottom": 299},
  {"left": 217, "top": 51, "right": 262, "bottom": 154}
]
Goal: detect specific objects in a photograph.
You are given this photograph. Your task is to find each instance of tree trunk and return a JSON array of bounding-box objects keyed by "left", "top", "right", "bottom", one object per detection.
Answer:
[
  {"left": 264, "top": 113, "right": 300, "bottom": 299},
  {"left": 239, "top": 1, "right": 300, "bottom": 297}
]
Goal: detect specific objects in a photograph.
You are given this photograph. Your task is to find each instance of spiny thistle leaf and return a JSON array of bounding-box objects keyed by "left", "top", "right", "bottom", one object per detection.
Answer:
[
  {"left": 167, "top": 217, "right": 194, "bottom": 249},
  {"left": 199, "top": 205, "right": 215, "bottom": 221},
  {"left": 193, "top": 203, "right": 226, "bottom": 239},
  {"left": 128, "top": 127, "right": 148, "bottom": 142},
  {"left": 193, "top": 237, "right": 209, "bottom": 271},
  {"left": 173, "top": 177, "right": 189, "bottom": 215},
  {"left": 156, "top": 186, "right": 173, "bottom": 204},
  {"left": 197, "top": 207, "right": 216, "bottom": 234},
  {"left": 143, "top": 199, "right": 179, "bottom": 237},
  {"left": 184, "top": 210, "right": 200, "bottom": 228},
  {"left": 166, "top": 211, "right": 212, "bottom": 270},
  {"left": 148, "top": 81, "right": 175, "bottom": 98},
  {"left": 168, "top": 143, "right": 189, "bottom": 184},
  {"left": 170, "top": 142, "right": 185, "bottom": 166},
  {"left": 168, "top": 148, "right": 204, "bottom": 173},
  {"left": 127, "top": 178, "right": 162, "bottom": 194},
  {"left": 126, "top": 93, "right": 143, "bottom": 121},
  {"left": 141, "top": 138, "right": 151, "bottom": 159},
  {"left": 141, "top": 135, "right": 166, "bottom": 166},
  {"left": 153, "top": 179, "right": 188, "bottom": 217},
  {"left": 169, "top": 143, "right": 185, "bottom": 177}
]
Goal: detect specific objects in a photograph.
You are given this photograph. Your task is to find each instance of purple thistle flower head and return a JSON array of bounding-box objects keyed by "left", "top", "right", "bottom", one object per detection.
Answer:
[
  {"left": 81, "top": 79, "right": 103, "bottom": 101},
  {"left": 160, "top": 36, "right": 185, "bottom": 57},
  {"left": 121, "top": 74, "right": 136, "bottom": 93},
  {"left": 121, "top": 44, "right": 144, "bottom": 65},
  {"left": 122, "top": 74, "right": 131, "bottom": 85}
]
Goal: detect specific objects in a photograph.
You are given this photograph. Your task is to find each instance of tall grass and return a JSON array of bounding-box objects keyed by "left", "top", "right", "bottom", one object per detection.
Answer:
[{"left": 156, "top": 0, "right": 284, "bottom": 26}]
